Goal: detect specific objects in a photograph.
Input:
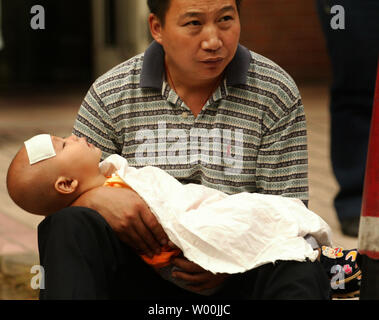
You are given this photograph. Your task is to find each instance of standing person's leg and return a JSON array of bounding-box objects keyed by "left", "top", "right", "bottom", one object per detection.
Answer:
[
  {"left": 38, "top": 206, "right": 201, "bottom": 299},
  {"left": 360, "top": 256, "right": 379, "bottom": 300},
  {"left": 316, "top": 0, "right": 379, "bottom": 236}
]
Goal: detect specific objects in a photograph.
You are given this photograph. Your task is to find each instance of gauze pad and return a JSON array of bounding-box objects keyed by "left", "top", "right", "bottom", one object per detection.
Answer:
[{"left": 24, "top": 134, "right": 56, "bottom": 165}]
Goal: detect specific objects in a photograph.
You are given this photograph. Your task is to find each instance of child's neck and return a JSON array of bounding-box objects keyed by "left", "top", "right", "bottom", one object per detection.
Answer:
[
  {"left": 78, "top": 173, "right": 107, "bottom": 198},
  {"left": 88, "top": 173, "right": 107, "bottom": 190},
  {"left": 66, "top": 173, "right": 108, "bottom": 210}
]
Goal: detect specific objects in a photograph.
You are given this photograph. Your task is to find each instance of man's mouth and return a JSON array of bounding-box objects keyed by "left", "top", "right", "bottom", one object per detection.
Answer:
[
  {"left": 202, "top": 58, "right": 224, "bottom": 63},
  {"left": 200, "top": 58, "right": 225, "bottom": 68}
]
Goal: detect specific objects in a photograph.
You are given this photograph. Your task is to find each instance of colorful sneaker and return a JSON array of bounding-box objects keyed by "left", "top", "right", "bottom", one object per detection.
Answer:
[{"left": 319, "top": 246, "right": 361, "bottom": 299}]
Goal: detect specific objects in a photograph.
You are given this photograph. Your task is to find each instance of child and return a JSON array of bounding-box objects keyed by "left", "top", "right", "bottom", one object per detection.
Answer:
[{"left": 6, "top": 134, "right": 361, "bottom": 298}]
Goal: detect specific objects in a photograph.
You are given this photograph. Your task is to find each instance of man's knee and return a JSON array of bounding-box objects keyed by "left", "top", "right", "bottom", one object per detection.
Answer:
[
  {"left": 37, "top": 207, "right": 120, "bottom": 299},
  {"left": 38, "top": 206, "right": 123, "bottom": 266},
  {"left": 230, "top": 260, "right": 330, "bottom": 300},
  {"left": 48, "top": 206, "right": 105, "bottom": 223},
  {"left": 262, "top": 260, "right": 331, "bottom": 300},
  {"left": 37, "top": 206, "right": 115, "bottom": 255},
  {"left": 39, "top": 207, "right": 107, "bottom": 234},
  {"left": 215, "top": 260, "right": 331, "bottom": 300}
]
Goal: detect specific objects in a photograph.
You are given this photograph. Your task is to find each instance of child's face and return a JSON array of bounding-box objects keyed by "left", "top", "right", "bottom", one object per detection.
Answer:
[{"left": 50, "top": 135, "right": 102, "bottom": 178}]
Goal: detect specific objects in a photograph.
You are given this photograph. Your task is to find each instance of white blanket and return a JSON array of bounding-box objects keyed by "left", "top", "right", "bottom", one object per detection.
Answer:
[{"left": 100, "top": 154, "right": 332, "bottom": 274}]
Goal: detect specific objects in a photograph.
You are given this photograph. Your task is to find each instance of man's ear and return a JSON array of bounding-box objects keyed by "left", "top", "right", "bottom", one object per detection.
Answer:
[
  {"left": 148, "top": 13, "right": 163, "bottom": 44},
  {"left": 54, "top": 176, "right": 79, "bottom": 195}
]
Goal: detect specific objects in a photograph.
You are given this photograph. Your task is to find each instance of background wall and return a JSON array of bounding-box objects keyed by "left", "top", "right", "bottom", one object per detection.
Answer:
[
  {"left": 239, "top": 0, "right": 331, "bottom": 82},
  {"left": 0, "top": 0, "right": 332, "bottom": 90}
]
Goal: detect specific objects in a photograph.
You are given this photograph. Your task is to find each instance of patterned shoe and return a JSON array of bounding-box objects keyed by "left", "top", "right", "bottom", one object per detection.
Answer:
[{"left": 319, "top": 246, "right": 361, "bottom": 299}]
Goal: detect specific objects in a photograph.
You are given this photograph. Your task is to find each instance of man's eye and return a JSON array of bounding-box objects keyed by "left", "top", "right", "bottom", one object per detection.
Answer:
[
  {"left": 220, "top": 16, "right": 233, "bottom": 22},
  {"left": 63, "top": 142, "right": 66, "bottom": 148},
  {"left": 185, "top": 20, "right": 201, "bottom": 26}
]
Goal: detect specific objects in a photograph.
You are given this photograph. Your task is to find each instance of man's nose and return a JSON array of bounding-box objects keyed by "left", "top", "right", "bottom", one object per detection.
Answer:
[{"left": 201, "top": 26, "right": 223, "bottom": 52}]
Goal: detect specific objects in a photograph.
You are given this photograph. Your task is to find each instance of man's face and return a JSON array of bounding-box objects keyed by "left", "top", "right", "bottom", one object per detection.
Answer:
[
  {"left": 151, "top": 0, "right": 241, "bottom": 82},
  {"left": 51, "top": 135, "right": 102, "bottom": 178}
]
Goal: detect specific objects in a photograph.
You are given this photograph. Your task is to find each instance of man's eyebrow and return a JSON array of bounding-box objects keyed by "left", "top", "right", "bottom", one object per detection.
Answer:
[
  {"left": 179, "top": 11, "right": 203, "bottom": 19},
  {"left": 218, "top": 5, "right": 237, "bottom": 15},
  {"left": 180, "top": 5, "right": 236, "bottom": 19}
]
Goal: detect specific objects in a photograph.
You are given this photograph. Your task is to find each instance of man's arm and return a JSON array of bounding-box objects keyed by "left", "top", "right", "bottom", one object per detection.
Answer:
[
  {"left": 256, "top": 97, "right": 309, "bottom": 206},
  {"left": 72, "top": 186, "right": 169, "bottom": 258}
]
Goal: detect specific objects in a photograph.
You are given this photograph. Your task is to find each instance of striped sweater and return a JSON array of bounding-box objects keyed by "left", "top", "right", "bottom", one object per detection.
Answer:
[{"left": 73, "top": 41, "right": 309, "bottom": 203}]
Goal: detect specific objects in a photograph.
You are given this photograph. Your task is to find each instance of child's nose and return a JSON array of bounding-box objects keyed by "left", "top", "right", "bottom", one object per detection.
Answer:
[{"left": 67, "top": 135, "right": 79, "bottom": 142}]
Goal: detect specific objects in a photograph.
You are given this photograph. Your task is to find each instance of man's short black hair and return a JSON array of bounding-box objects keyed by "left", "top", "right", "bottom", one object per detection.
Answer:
[{"left": 147, "top": 0, "right": 242, "bottom": 25}]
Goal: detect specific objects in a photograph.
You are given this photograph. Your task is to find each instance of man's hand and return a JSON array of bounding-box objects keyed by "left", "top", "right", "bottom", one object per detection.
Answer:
[
  {"left": 171, "top": 256, "right": 230, "bottom": 293},
  {"left": 72, "top": 186, "right": 168, "bottom": 257}
]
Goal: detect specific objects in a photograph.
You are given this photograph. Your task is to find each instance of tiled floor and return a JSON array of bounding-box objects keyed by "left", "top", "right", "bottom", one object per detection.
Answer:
[{"left": 0, "top": 83, "right": 359, "bottom": 299}]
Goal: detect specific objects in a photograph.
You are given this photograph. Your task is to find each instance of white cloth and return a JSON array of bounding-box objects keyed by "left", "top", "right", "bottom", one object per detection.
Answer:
[
  {"left": 100, "top": 154, "right": 332, "bottom": 274},
  {"left": 24, "top": 134, "right": 56, "bottom": 165}
]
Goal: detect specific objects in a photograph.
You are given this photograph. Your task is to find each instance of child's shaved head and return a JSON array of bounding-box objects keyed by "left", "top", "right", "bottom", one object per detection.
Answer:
[
  {"left": 7, "top": 145, "right": 75, "bottom": 215},
  {"left": 7, "top": 134, "right": 105, "bottom": 216}
]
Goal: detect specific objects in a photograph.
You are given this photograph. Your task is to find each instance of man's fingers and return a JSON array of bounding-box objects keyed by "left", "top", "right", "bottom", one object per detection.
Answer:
[
  {"left": 172, "top": 270, "right": 230, "bottom": 292},
  {"left": 139, "top": 207, "right": 168, "bottom": 246},
  {"left": 118, "top": 222, "right": 155, "bottom": 258},
  {"left": 172, "top": 270, "right": 209, "bottom": 284},
  {"left": 171, "top": 257, "right": 204, "bottom": 273},
  {"left": 167, "top": 240, "right": 179, "bottom": 249},
  {"left": 132, "top": 214, "right": 163, "bottom": 255}
]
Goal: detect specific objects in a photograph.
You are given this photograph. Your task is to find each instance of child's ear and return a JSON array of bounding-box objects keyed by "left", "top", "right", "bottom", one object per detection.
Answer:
[{"left": 54, "top": 177, "right": 79, "bottom": 195}]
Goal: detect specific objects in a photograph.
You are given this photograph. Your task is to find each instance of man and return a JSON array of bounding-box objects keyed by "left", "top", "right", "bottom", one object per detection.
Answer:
[{"left": 38, "top": 0, "right": 330, "bottom": 299}]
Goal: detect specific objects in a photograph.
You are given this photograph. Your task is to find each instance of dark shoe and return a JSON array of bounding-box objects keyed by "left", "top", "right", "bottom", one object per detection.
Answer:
[
  {"left": 319, "top": 246, "right": 361, "bottom": 299},
  {"left": 340, "top": 217, "right": 360, "bottom": 237}
]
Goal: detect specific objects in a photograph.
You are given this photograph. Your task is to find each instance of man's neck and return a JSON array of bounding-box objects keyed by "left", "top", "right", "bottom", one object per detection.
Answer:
[
  {"left": 165, "top": 61, "right": 223, "bottom": 116},
  {"left": 170, "top": 70, "right": 220, "bottom": 92}
]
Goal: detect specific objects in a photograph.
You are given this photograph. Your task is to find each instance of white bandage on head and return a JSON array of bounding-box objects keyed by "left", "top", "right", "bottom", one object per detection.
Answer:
[{"left": 24, "top": 134, "right": 56, "bottom": 165}]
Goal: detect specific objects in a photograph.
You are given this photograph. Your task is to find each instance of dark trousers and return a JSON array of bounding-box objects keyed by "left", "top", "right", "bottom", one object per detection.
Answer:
[
  {"left": 37, "top": 207, "right": 331, "bottom": 300},
  {"left": 316, "top": 0, "right": 379, "bottom": 221},
  {"left": 360, "top": 255, "right": 379, "bottom": 300}
]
